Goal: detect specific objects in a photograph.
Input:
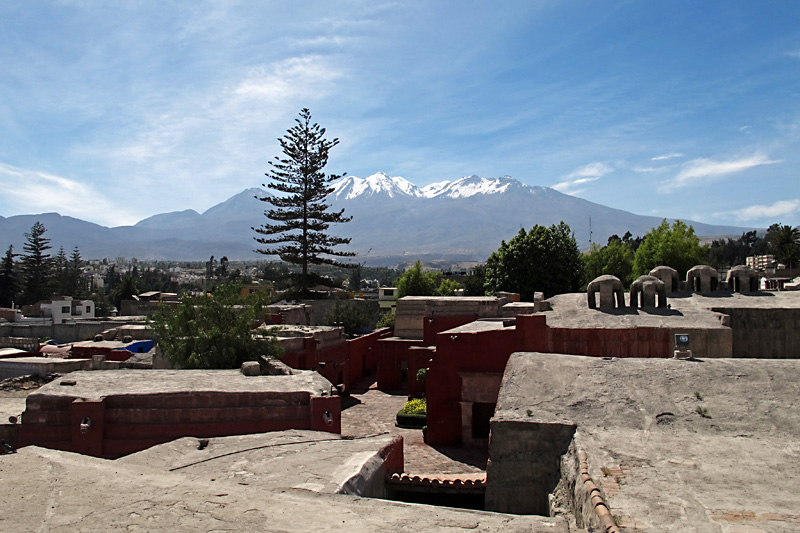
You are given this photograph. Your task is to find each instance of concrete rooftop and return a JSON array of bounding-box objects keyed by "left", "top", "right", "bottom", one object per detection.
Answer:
[
  {"left": 544, "top": 290, "right": 800, "bottom": 330},
  {"left": 496, "top": 352, "right": 800, "bottom": 532},
  {"left": 0, "top": 430, "right": 568, "bottom": 532},
  {"left": 28, "top": 369, "right": 332, "bottom": 401}
]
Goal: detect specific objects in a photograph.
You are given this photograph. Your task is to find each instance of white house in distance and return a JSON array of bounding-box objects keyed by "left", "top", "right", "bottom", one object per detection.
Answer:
[
  {"left": 38, "top": 298, "right": 95, "bottom": 324},
  {"left": 378, "top": 287, "right": 397, "bottom": 313}
]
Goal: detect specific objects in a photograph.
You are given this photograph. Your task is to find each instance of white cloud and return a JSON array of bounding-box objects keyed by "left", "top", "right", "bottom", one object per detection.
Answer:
[
  {"left": 0, "top": 163, "right": 129, "bottom": 226},
  {"left": 661, "top": 153, "right": 782, "bottom": 192},
  {"left": 716, "top": 199, "right": 800, "bottom": 222},
  {"left": 651, "top": 152, "right": 684, "bottom": 161},
  {"left": 234, "top": 56, "right": 344, "bottom": 101},
  {"left": 551, "top": 162, "right": 612, "bottom": 195}
]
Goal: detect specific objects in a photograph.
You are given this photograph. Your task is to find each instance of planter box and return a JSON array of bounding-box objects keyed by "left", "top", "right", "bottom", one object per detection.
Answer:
[{"left": 395, "top": 412, "right": 426, "bottom": 429}]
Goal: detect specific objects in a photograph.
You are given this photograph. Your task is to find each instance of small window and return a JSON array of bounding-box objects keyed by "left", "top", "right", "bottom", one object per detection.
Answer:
[
  {"left": 86, "top": 305, "right": 91, "bottom": 313},
  {"left": 384, "top": 289, "right": 394, "bottom": 297},
  {"left": 61, "top": 306, "right": 70, "bottom": 313}
]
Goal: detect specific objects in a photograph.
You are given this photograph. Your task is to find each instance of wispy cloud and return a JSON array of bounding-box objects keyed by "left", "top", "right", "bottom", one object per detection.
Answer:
[
  {"left": 0, "top": 163, "right": 127, "bottom": 226},
  {"left": 234, "top": 56, "right": 344, "bottom": 101},
  {"left": 551, "top": 162, "right": 612, "bottom": 195},
  {"left": 715, "top": 199, "right": 800, "bottom": 222},
  {"left": 651, "top": 152, "right": 684, "bottom": 161},
  {"left": 661, "top": 153, "right": 781, "bottom": 192}
]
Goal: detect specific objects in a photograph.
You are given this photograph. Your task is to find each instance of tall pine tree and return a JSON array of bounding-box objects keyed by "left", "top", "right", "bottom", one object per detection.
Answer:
[
  {"left": 253, "top": 108, "right": 355, "bottom": 293},
  {"left": 0, "top": 245, "right": 18, "bottom": 308},
  {"left": 20, "top": 221, "right": 52, "bottom": 304},
  {"left": 68, "top": 246, "right": 85, "bottom": 297}
]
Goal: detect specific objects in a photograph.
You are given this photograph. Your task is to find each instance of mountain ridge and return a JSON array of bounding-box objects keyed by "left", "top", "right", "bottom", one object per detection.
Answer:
[{"left": 0, "top": 173, "right": 755, "bottom": 264}]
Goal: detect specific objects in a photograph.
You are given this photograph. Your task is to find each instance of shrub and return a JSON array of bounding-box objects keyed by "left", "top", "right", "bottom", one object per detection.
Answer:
[{"left": 400, "top": 398, "right": 427, "bottom": 415}]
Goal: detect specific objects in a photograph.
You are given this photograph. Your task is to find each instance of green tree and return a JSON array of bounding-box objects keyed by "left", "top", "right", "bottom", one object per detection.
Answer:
[
  {"left": 151, "top": 283, "right": 279, "bottom": 369},
  {"left": 435, "top": 278, "right": 461, "bottom": 296},
  {"left": 632, "top": 220, "right": 706, "bottom": 279},
  {"left": 20, "top": 221, "right": 53, "bottom": 304},
  {"left": 112, "top": 272, "right": 140, "bottom": 311},
  {"left": 68, "top": 246, "right": 85, "bottom": 298},
  {"left": 583, "top": 237, "right": 634, "bottom": 286},
  {"left": 485, "top": 222, "right": 584, "bottom": 300},
  {"left": 254, "top": 108, "right": 355, "bottom": 294},
  {"left": 767, "top": 224, "right": 800, "bottom": 268},
  {"left": 707, "top": 230, "right": 768, "bottom": 270},
  {"left": 51, "top": 246, "right": 69, "bottom": 296},
  {"left": 0, "top": 245, "right": 19, "bottom": 308},
  {"left": 462, "top": 264, "right": 487, "bottom": 296},
  {"left": 323, "top": 300, "right": 373, "bottom": 337},
  {"left": 396, "top": 261, "right": 438, "bottom": 298},
  {"left": 90, "top": 291, "right": 113, "bottom": 318}
]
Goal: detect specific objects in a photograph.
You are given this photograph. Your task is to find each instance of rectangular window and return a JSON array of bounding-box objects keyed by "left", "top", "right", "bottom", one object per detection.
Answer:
[
  {"left": 86, "top": 305, "right": 91, "bottom": 313},
  {"left": 61, "top": 306, "right": 70, "bottom": 313}
]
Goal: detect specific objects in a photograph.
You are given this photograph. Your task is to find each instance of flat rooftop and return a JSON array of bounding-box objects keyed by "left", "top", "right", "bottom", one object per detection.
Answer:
[
  {"left": 496, "top": 352, "right": 800, "bottom": 531},
  {"left": 28, "top": 369, "right": 332, "bottom": 401},
  {"left": 543, "top": 290, "right": 800, "bottom": 329},
  {"left": 1, "top": 430, "right": 568, "bottom": 532}
]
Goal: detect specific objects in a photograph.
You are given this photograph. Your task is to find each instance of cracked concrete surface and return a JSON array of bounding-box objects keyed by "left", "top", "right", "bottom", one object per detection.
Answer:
[
  {"left": 0, "top": 430, "right": 568, "bottom": 532},
  {"left": 496, "top": 353, "right": 800, "bottom": 532}
]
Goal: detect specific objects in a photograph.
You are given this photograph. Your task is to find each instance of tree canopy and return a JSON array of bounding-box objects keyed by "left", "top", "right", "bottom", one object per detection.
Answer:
[
  {"left": 151, "top": 283, "right": 280, "bottom": 369},
  {"left": 254, "top": 108, "right": 355, "bottom": 294},
  {"left": 632, "top": 220, "right": 706, "bottom": 279},
  {"left": 583, "top": 236, "right": 635, "bottom": 286},
  {"left": 484, "top": 222, "right": 584, "bottom": 300},
  {"left": 20, "top": 221, "right": 52, "bottom": 304},
  {"left": 706, "top": 230, "right": 768, "bottom": 270},
  {"left": 0, "top": 246, "right": 18, "bottom": 308},
  {"left": 766, "top": 223, "right": 800, "bottom": 268},
  {"left": 396, "top": 261, "right": 438, "bottom": 298}
]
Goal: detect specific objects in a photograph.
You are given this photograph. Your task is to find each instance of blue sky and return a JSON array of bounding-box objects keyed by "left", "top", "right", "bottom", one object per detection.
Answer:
[{"left": 1, "top": 1, "right": 799, "bottom": 230}]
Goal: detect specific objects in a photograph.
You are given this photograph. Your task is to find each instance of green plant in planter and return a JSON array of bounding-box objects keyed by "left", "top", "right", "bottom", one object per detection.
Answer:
[
  {"left": 401, "top": 398, "right": 426, "bottom": 415},
  {"left": 396, "top": 398, "right": 427, "bottom": 428}
]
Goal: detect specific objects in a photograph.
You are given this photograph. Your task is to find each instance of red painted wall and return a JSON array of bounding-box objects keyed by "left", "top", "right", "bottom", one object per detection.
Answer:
[{"left": 18, "top": 389, "right": 341, "bottom": 459}]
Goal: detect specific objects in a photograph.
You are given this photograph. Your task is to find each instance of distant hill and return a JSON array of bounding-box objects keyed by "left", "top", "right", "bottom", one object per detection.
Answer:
[{"left": 0, "top": 174, "right": 753, "bottom": 264}]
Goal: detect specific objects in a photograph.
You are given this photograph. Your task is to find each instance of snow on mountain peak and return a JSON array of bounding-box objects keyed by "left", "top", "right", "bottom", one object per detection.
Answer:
[
  {"left": 421, "top": 175, "right": 520, "bottom": 198},
  {"left": 331, "top": 172, "right": 421, "bottom": 199}
]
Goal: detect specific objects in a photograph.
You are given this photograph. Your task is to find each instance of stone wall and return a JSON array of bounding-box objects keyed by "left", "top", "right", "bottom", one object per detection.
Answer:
[
  {"left": 395, "top": 297, "right": 502, "bottom": 339},
  {"left": 0, "top": 321, "right": 129, "bottom": 343},
  {"left": 0, "top": 337, "right": 39, "bottom": 352},
  {"left": 485, "top": 419, "right": 576, "bottom": 515},
  {"left": 712, "top": 307, "right": 800, "bottom": 358},
  {"left": 19, "top": 381, "right": 341, "bottom": 459}
]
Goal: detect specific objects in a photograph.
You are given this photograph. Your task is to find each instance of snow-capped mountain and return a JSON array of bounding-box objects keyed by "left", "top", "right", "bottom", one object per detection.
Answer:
[
  {"left": 0, "top": 173, "right": 753, "bottom": 263},
  {"left": 331, "top": 172, "right": 421, "bottom": 200},
  {"left": 420, "top": 175, "right": 521, "bottom": 198}
]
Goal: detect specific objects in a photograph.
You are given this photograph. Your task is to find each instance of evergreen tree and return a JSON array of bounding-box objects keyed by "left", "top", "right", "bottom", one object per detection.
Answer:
[
  {"left": 254, "top": 108, "right": 355, "bottom": 293},
  {"left": 68, "top": 246, "right": 85, "bottom": 297},
  {"left": 112, "top": 272, "right": 140, "bottom": 311},
  {"left": 52, "top": 246, "right": 69, "bottom": 296},
  {"left": 0, "top": 246, "right": 19, "bottom": 308},
  {"left": 632, "top": 220, "right": 706, "bottom": 279},
  {"left": 396, "top": 261, "right": 438, "bottom": 298},
  {"left": 484, "top": 222, "right": 584, "bottom": 300},
  {"left": 20, "top": 221, "right": 53, "bottom": 304},
  {"left": 151, "top": 283, "right": 280, "bottom": 369},
  {"left": 767, "top": 223, "right": 800, "bottom": 269}
]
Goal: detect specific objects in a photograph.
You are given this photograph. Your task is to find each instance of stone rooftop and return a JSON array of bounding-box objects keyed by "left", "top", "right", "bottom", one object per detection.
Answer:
[
  {"left": 494, "top": 352, "right": 800, "bottom": 531},
  {"left": 27, "top": 369, "right": 332, "bottom": 402},
  {"left": 544, "top": 290, "right": 800, "bottom": 329},
  {"left": 0, "top": 430, "right": 569, "bottom": 532}
]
